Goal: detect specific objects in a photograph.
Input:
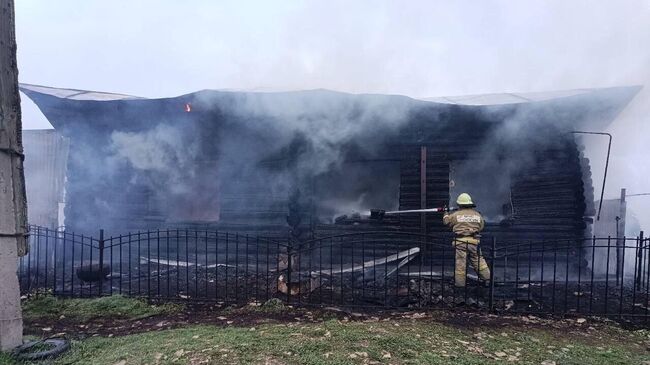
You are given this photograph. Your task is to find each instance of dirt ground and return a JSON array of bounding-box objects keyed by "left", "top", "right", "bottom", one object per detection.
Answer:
[
  {"left": 23, "top": 301, "right": 650, "bottom": 345},
  {"left": 9, "top": 296, "right": 649, "bottom": 365}
]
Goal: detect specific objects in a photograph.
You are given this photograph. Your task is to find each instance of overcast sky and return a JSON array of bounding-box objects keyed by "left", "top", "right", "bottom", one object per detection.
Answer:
[{"left": 14, "top": 0, "right": 650, "bottom": 230}]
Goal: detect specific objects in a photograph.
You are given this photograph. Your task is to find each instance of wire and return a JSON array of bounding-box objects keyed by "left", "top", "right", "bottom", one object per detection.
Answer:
[
  {"left": 570, "top": 131, "right": 612, "bottom": 221},
  {"left": 0, "top": 232, "right": 29, "bottom": 238},
  {"left": 0, "top": 147, "right": 25, "bottom": 159}
]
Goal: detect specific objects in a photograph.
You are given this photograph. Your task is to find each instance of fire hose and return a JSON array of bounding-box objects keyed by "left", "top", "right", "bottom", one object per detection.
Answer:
[
  {"left": 12, "top": 338, "right": 70, "bottom": 361},
  {"left": 369, "top": 207, "right": 457, "bottom": 220}
]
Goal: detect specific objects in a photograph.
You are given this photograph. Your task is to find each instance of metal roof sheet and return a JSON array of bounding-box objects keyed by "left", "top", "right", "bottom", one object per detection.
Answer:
[
  {"left": 20, "top": 83, "right": 142, "bottom": 101},
  {"left": 19, "top": 83, "right": 640, "bottom": 108},
  {"left": 420, "top": 88, "right": 614, "bottom": 105}
]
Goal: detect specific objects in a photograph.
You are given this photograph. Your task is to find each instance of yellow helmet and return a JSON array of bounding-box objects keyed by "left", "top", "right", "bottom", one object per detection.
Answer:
[{"left": 456, "top": 193, "right": 474, "bottom": 206}]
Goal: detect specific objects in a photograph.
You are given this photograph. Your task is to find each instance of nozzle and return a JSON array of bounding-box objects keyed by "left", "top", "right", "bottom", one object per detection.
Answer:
[{"left": 369, "top": 209, "right": 386, "bottom": 220}]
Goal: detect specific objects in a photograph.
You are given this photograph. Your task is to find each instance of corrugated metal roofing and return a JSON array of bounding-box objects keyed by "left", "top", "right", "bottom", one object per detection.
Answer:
[
  {"left": 20, "top": 83, "right": 142, "bottom": 101},
  {"left": 19, "top": 83, "right": 640, "bottom": 106},
  {"left": 23, "top": 129, "right": 69, "bottom": 229},
  {"left": 420, "top": 88, "right": 627, "bottom": 105}
]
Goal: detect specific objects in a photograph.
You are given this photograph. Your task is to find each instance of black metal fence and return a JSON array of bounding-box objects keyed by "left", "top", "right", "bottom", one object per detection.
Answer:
[{"left": 18, "top": 226, "right": 650, "bottom": 321}]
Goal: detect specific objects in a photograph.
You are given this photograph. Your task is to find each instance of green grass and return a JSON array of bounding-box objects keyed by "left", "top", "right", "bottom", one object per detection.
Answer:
[
  {"left": 0, "top": 352, "right": 15, "bottom": 365},
  {"left": 4, "top": 296, "right": 649, "bottom": 364},
  {"left": 22, "top": 294, "right": 182, "bottom": 321},
  {"left": 1, "top": 319, "right": 643, "bottom": 365}
]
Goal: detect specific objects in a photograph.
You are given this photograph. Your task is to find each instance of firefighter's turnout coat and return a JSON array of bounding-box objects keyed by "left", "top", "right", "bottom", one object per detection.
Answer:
[{"left": 443, "top": 208, "right": 490, "bottom": 287}]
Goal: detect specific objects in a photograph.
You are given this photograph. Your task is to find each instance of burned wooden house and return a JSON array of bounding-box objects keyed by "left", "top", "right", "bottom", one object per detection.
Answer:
[{"left": 21, "top": 84, "right": 639, "bottom": 247}]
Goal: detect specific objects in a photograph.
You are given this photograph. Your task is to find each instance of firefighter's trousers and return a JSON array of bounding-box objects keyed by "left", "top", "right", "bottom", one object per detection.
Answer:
[{"left": 453, "top": 238, "right": 491, "bottom": 287}]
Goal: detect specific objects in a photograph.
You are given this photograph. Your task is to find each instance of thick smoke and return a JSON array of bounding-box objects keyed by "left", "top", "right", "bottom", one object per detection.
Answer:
[
  {"left": 109, "top": 122, "right": 220, "bottom": 222},
  {"left": 111, "top": 124, "right": 199, "bottom": 195},
  {"left": 450, "top": 98, "right": 594, "bottom": 221},
  {"left": 211, "top": 91, "right": 417, "bottom": 221},
  {"left": 210, "top": 90, "right": 414, "bottom": 173},
  {"left": 100, "top": 91, "right": 418, "bottom": 226}
]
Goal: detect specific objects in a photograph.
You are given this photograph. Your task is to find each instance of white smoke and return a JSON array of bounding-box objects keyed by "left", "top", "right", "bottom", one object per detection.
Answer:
[
  {"left": 204, "top": 90, "right": 415, "bottom": 174},
  {"left": 110, "top": 124, "right": 200, "bottom": 194}
]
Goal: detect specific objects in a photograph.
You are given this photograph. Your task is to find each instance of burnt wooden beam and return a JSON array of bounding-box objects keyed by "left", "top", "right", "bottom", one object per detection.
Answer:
[{"left": 420, "top": 146, "right": 427, "bottom": 235}]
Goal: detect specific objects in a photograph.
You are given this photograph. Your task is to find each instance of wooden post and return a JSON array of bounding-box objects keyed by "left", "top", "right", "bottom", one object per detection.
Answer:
[
  {"left": 619, "top": 188, "right": 627, "bottom": 239},
  {"left": 420, "top": 146, "right": 427, "bottom": 235},
  {"left": 0, "top": 0, "right": 27, "bottom": 350},
  {"left": 98, "top": 229, "right": 105, "bottom": 296},
  {"left": 616, "top": 188, "right": 626, "bottom": 286},
  {"left": 636, "top": 231, "right": 644, "bottom": 290}
]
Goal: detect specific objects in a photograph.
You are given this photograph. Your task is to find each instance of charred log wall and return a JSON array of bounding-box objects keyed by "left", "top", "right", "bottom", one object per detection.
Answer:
[
  {"left": 395, "top": 139, "right": 591, "bottom": 242},
  {"left": 497, "top": 138, "right": 590, "bottom": 243}
]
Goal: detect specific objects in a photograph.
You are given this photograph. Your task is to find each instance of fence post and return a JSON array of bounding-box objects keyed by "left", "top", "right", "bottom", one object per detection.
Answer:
[
  {"left": 636, "top": 231, "right": 644, "bottom": 291},
  {"left": 98, "top": 229, "right": 105, "bottom": 296},
  {"left": 489, "top": 237, "right": 496, "bottom": 312},
  {"left": 286, "top": 236, "right": 292, "bottom": 304},
  {"left": 616, "top": 217, "right": 623, "bottom": 286}
]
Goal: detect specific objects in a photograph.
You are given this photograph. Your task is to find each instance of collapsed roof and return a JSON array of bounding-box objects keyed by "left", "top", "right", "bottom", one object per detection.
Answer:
[
  {"left": 18, "top": 83, "right": 641, "bottom": 241},
  {"left": 20, "top": 83, "right": 641, "bottom": 133}
]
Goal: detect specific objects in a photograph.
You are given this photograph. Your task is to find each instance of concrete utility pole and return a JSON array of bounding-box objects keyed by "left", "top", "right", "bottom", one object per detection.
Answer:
[{"left": 0, "top": 0, "right": 27, "bottom": 351}]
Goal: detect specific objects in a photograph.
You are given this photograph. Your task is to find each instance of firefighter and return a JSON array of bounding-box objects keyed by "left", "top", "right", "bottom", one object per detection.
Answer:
[{"left": 443, "top": 193, "right": 491, "bottom": 287}]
